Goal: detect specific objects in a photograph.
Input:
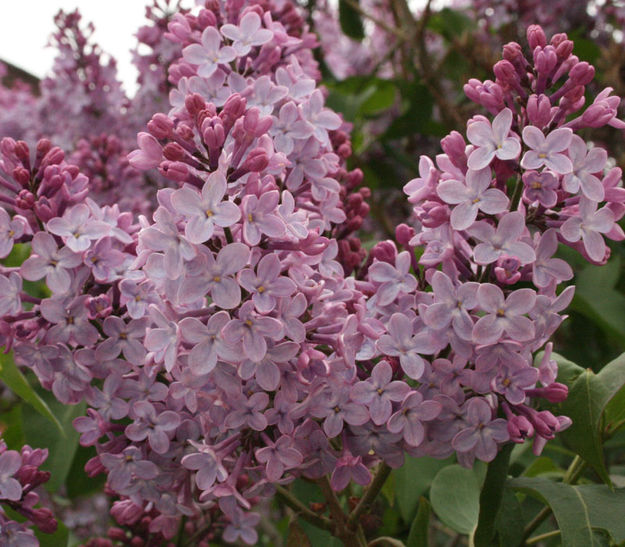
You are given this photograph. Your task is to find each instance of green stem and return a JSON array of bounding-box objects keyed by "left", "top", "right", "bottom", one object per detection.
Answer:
[
  {"left": 520, "top": 455, "right": 587, "bottom": 543},
  {"left": 510, "top": 176, "right": 524, "bottom": 211},
  {"left": 347, "top": 463, "right": 392, "bottom": 528},
  {"left": 473, "top": 443, "right": 513, "bottom": 547},
  {"left": 275, "top": 485, "right": 332, "bottom": 531},
  {"left": 526, "top": 529, "right": 561, "bottom": 544}
]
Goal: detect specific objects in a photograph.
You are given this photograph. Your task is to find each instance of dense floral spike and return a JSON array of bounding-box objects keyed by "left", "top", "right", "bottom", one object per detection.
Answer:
[{"left": 365, "top": 23, "right": 625, "bottom": 467}]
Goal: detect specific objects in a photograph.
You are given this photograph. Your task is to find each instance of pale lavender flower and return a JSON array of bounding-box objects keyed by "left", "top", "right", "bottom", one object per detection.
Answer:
[
  {"left": 182, "top": 243, "right": 250, "bottom": 309},
  {"left": 238, "top": 341, "right": 298, "bottom": 391},
  {"left": 532, "top": 229, "right": 573, "bottom": 288},
  {"left": 423, "top": 272, "right": 478, "bottom": 340},
  {"left": 0, "top": 209, "right": 25, "bottom": 258},
  {"left": 181, "top": 441, "right": 228, "bottom": 491},
  {"left": 222, "top": 507, "right": 260, "bottom": 545},
  {"left": 223, "top": 392, "right": 269, "bottom": 431},
  {"left": 560, "top": 197, "right": 614, "bottom": 261},
  {"left": 270, "top": 101, "right": 314, "bottom": 155},
  {"left": 245, "top": 76, "right": 289, "bottom": 116},
  {"left": 84, "top": 238, "right": 126, "bottom": 283},
  {"left": 241, "top": 191, "right": 286, "bottom": 245},
  {"left": 522, "top": 170, "right": 559, "bottom": 208},
  {"left": 171, "top": 172, "right": 241, "bottom": 244},
  {"left": 368, "top": 251, "right": 417, "bottom": 306},
  {"left": 492, "top": 366, "right": 539, "bottom": 405},
  {"left": 299, "top": 90, "right": 342, "bottom": 146},
  {"left": 96, "top": 317, "right": 148, "bottom": 364},
  {"left": 0, "top": 450, "right": 22, "bottom": 501},
  {"left": 47, "top": 203, "right": 109, "bottom": 252},
  {"left": 125, "top": 401, "right": 181, "bottom": 454},
  {"left": 144, "top": 305, "right": 180, "bottom": 372},
  {"left": 562, "top": 135, "right": 607, "bottom": 201},
  {"left": 278, "top": 190, "right": 308, "bottom": 239},
  {"left": 222, "top": 301, "right": 284, "bottom": 362},
  {"left": 308, "top": 387, "right": 369, "bottom": 438},
  {"left": 139, "top": 208, "right": 196, "bottom": 279},
  {"left": 351, "top": 361, "right": 410, "bottom": 425},
  {"left": 466, "top": 108, "right": 521, "bottom": 169},
  {"left": 521, "top": 126, "right": 573, "bottom": 174},
  {"left": 182, "top": 26, "right": 236, "bottom": 78},
  {"left": 468, "top": 212, "right": 536, "bottom": 265},
  {"left": 377, "top": 313, "right": 439, "bottom": 379},
  {"left": 100, "top": 446, "right": 159, "bottom": 491},
  {"left": 220, "top": 12, "right": 273, "bottom": 56},
  {"left": 0, "top": 272, "right": 22, "bottom": 316},
  {"left": 452, "top": 398, "right": 509, "bottom": 462},
  {"left": 387, "top": 392, "right": 442, "bottom": 446},
  {"left": 128, "top": 132, "right": 162, "bottom": 170},
  {"left": 179, "top": 311, "right": 230, "bottom": 375},
  {"left": 20, "top": 232, "right": 82, "bottom": 294},
  {"left": 238, "top": 254, "right": 296, "bottom": 313},
  {"left": 40, "top": 295, "right": 99, "bottom": 347},
  {"left": 330, "top": 450, "right": 371, "bottom": 491},
  {"left": 50, "top": 345, "right": 92, "bottom": 404},
  {"left": 255, "top": 436, "right": 303, "bottom": 481},
  {"left": 472, "top": 284, "right": 536, "bottom": 344},
  {"left": 86, "top": 374, "right": 130, "bottom": 421},
  {"left": 437, "top": 167, "right": 509, "bottom": 230},
  {"left": 119, "top": 279, "right": 158, "bottom": 319}
]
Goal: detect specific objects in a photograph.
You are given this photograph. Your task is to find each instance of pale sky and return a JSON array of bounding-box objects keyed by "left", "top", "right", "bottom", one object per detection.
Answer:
[
  {"left": 1, "top": 1, "right": 437, "bottom": 96},
  {"left": 0, "top": 1, "right": 187, "bottom": 96}
]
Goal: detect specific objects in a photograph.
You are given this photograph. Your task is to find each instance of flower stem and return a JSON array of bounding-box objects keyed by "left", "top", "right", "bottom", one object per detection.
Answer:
[
  {"left": 347, "top": 463, "right": 392, "bottom": 528},
  {"left": 275, "top": 485, "right": 332, "bottom": 531}
]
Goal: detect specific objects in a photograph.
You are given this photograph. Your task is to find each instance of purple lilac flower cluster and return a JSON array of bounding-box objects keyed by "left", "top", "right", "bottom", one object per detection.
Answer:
[
  {"left": 360, "top": 24, "right": 625, "bottom": 465},
  {"left": 0, "top": 1, "right": 367, "bottom": 543},
  {"left": 1, "top": 1, "right": 624, "bottom": 543},
  {"left": 0, "top": 440, "right": 56, "bottom": 546}
]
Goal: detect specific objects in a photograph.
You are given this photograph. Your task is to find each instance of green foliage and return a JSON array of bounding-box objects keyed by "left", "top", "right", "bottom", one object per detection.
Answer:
[
  {"left": 429, "top": 464, "right": 481, "bottom": 535},
  {"left": 406, "top": 497, "right": 430, "bottom": 547},
  {"left": 509, "top": 477, "right": 625, "bottom": 546},
  {"left": 21, "top": 392, "right": 86, "bottom": 492},
  {"left": 538, "top": 351, "right": 625, "bottom": 485},
  {"left": 338, "top": 0, "right": 364, "bottom": 41},
  {"left": 0, "top": 352, "right": 63, "bottom": 433}
]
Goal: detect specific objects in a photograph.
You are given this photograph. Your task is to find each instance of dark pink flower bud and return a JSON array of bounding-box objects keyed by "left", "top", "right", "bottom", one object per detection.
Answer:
[
  {"left": 40, "top": 147, "right": 64, "bottom": 170},
  {"left": 163, "top": 142, "right": 186, "bottom": 162},
  {"left": 507, "top": 415, "right": 534, "bottom": 443},
  {"left": 570, "top": 61, "right": 595, "bottom": 86},
  {"left": 35, "top": 139, "right": 52, "bottom": 160},
  {"left": 197, "top": 8, "right": 217, "bottom": 27},
  {"left": 107, "top": 528, "right": 128, "bottom": 541},
  {"left": 160, "top": 161, "right": 188, "bottom": 183},
  {"left": 441, "top": 130, "right": 467, "bottom": 170},
  {"left": 16, "top": 189, "right": 35, "bottom": 209},
  {"left": 242, "top": 148, "right": 269, "bottom": 172},
  {"left": 527, "top": 25, "right": 547, "bottom": 50},
  {"left": 526, "top": 94, "right": 552, "bottom": 127},
  {"left": 555, "top": 39, "right": 574, "bottom": 60},
  {"left": 534, "top": 47, "right": 558, "bottom": 76},
  {"left": 370, "top": 240, "right": 397, "bottom": 264},
  {"left": 31, "top": 508, "right": 57, "bottom": 533},
  {"left": 185, "top": 93, "right": 206, "bottom": 117},
  {"left": 147, "top": 113, "right": 173, "bottom": 139},
  {"left": 12, "top": 166, "right": 30, "bottom": 186},
  {"left": 14, "top": 141, "right": 30, "bottom": 166},
  {"left": 494, "top": 60, "right": 518, "bottom": 84},
  {"left": 396, "top": 223, "right": 415, "bottom": 246}
]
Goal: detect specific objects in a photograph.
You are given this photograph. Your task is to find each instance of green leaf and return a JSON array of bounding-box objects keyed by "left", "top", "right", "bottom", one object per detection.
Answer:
[
  {"left": 21, "top": 393, "right": 86, "bottom": 492},
  {"left": 494, "top": 487, "right": 526, "bottom": 547},
  {"left": 394, "top": 455, "right": 452, "bottom": 522},
  {"left": 65, "top": 445, "right": 106, "bottom": 499},
  {"left": 426, "top": 8, "right": 474, "bottom": 41},
  {"left": 474, "top": 444, "right": 512, "bottom": 547},
  {"left": 508, "top": 477, "right": 625, "bottom": 546},
  {"left": 430, "top": 464, "right": 480, "bottom": 535},
  {"left": 539, "top": 351, "right": 625, "bottom": 485},
  {"left": 570, "top": 256, "right": 625, "bottom": 346},
  {"left": 406, "top": 497, "right": 430, "bottom": 547},
  {"left": 36, "top": 521, "right": 69, "bottom": 547},
  {"left": 0, "top": 352, "right": 63, "bottom": 434},
  {"left": 360, "top": 80, "right": 397, "bottom": 116},
  {"left": 0, "top": 403, "right": 25, "bottom": 449},
  {"left": 381, "top": 469, "right": 395, "bottom": 506},
  {"left": 338, "top": 0, "right": 364, "bottom": 41}
]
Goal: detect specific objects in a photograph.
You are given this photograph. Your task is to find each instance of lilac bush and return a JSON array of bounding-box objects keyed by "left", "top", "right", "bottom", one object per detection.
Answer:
[{"left": 1, "top": 1, "right": 625, "bottom": 546}]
